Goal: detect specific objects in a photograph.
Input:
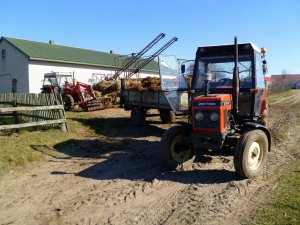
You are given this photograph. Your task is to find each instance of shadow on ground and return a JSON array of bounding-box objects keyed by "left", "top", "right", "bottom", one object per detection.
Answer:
[
  {"left": 47, "top": 137, "right": 237, "bottom": 185},
  {"left": 32, "top": 113, "right": 238, "bottom": 185},
  {"left": 71, "top": 117, "right": 166, "bottom": 138},
  {"left": 31, "top": 138, "right": 133, "bottom": 159}
]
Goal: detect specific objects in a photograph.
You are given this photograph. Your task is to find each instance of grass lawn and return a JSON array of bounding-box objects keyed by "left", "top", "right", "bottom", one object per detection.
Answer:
[
  {"left": 248, "top": 161, "right": 300, "bottom": 225},
  {"left": 267, "top": 90, "right": 292, "bottom": 104},
  {"left": 0, "top": 111, "right": 95, "bottom": 173},
  {"left": 247, "top": 90, "right": 300, "bottom": 225}
]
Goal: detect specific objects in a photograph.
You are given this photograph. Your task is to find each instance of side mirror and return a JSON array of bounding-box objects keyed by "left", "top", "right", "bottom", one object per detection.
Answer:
[
  {"left": 262, "top": 60, "right": 268, "bottom": 74},
  {"left": 181, "top": 64, "right": 186, "bottom": 74}
]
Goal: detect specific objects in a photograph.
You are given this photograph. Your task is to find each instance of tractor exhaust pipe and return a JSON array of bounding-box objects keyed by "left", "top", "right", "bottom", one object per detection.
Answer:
[
  {"left": 202, "top": 73, "right": 211, "bottom": 97},
  {"left": 233, "top": 36, "right": 240, "bottom": 115}
]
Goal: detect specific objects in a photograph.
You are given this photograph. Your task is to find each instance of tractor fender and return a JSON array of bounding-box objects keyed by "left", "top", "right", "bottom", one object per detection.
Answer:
[
  {"left": 244, "top": 122, "right": 272, "bottom": 152},
  {"left": 174, "top": 122, "right": 192, "bottom": 135}
]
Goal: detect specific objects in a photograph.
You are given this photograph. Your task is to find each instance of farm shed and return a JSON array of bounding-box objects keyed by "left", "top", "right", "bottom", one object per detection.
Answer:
[{"left": 0, "top": 37, "right": 159, "bottom": 93}]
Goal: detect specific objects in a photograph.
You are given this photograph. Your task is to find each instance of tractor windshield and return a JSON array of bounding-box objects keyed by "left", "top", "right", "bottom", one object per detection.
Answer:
[
  {"left": 56, "top": 75, "right": 73, "bottom": 87},
  {"left": 43, "top": 76, "right": 58, "bottom": 87},
  {"left": 193, "top": 54, "right": 253, "bottom": 89},
  {"left": 43, "top": 75, "right": 73, "bottom": 88}
]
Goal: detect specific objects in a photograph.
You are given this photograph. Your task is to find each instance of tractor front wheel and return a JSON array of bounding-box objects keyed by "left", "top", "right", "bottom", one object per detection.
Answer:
[
  {"left": 160, "top": 126, "right": 195, "bottom": 170},
  {"left": 234, "top": 129, "right": 268, "bottom": 179},
  {"left": 63, "top": 94, "right": 75, "bottom": 111}
]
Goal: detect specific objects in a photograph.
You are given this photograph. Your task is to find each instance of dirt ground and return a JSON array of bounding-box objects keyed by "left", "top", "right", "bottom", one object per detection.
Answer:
[{"left": 1, "top": 90, "right": 300, "bottom": 225}]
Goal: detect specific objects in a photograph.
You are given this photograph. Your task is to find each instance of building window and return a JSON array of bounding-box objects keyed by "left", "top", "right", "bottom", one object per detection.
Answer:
[{"left": 1, "top": 50, "right": 6, "bottom": 58}]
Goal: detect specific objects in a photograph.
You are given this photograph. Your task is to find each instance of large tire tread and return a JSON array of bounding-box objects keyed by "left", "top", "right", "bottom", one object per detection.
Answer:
[
  {"left": 160, "top": 126, "right": 195, "bottom": 170},
  {"left": 63, "top": 94, "right": 75, "bottom": 111},
  {"left": 234, "top": 129, "right": 268, "bottom": 179}
]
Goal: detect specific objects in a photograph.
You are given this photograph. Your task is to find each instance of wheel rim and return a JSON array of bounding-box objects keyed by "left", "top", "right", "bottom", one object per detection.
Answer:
[
  {"left": 170, "top": 134, "right": 191, "bottom": 163},
  {"left": 247, "top": 141, "right": 262, "bottom": 170}
]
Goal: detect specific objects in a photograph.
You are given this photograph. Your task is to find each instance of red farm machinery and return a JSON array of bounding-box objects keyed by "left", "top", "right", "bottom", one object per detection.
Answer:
[{"left": 41, "top": 72, "right": 111, "bottom": 111}]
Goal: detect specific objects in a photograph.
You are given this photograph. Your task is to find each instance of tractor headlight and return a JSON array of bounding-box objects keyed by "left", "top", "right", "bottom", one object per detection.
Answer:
[
  {"left": 195, "top": 112, "right": 204, "bottom": 121},
  {"left": 209, "top": 112, "right": 219, "bottom": 121}
]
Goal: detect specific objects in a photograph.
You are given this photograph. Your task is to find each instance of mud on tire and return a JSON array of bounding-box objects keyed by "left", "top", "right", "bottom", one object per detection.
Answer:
[
  {"left": 160, "top": 126, "right": 196, "bottom": 170},
  {"left": 234, "top": 129, "right": 268, "bottom": 179}
]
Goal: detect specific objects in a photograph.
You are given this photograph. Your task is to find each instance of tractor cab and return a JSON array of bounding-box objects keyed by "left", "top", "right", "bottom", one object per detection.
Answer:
[
  {"left": 41, "top": 72, "right": 73, "bottom": 94},
  {"left": 191, "top": 42, "right": 267, "bottom": 123}
]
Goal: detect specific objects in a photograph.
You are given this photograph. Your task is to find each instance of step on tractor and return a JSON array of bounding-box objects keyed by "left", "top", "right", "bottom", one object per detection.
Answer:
[
  {"left": 41, "top": 72, "right": 112, "bottom": 111},
  {"left": 159, "top": 37, "right": 270, "bottom": 179}
]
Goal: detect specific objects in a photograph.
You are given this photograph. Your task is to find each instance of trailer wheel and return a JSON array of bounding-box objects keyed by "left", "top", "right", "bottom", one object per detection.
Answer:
[
  {"left": 63, "top": 94, "right": 75, "bottom": 111},
  {"left": 234, "top": 129, "right": 268, "bottom": 179},
  {"left": 161, "top": 126, "right": 195, "bottom": 170},
  {"left": 159, "top": 109, "right": 175, "bottom": 124},
  {"left": 131, "top": 107, "right": 146, "bottom": 126}
]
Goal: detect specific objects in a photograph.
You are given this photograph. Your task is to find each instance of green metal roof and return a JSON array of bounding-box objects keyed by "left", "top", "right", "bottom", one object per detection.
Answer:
[{"left": 1, "top": 37, "right": 159, "bottom": 72}]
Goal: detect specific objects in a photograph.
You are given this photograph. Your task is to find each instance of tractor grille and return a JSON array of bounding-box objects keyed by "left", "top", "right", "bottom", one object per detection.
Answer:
[{"left": 193, "top": 109, "right": 220, "bottom": 129}]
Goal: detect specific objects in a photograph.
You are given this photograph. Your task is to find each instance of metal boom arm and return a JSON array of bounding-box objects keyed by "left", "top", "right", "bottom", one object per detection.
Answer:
[
  {"left": 113, "top": 33, "right": 166, "bottom": 79},
  {"left": 128, "top": 37, "right": 178, "bottom": 77}
]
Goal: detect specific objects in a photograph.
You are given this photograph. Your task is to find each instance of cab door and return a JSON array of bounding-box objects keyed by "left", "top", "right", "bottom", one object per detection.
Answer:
[
  {"left": 253, "top": 53, "right": 265, "bottom": 117},
  {"left": 158, "top": 55, "right": 190, "bottom": 114}
]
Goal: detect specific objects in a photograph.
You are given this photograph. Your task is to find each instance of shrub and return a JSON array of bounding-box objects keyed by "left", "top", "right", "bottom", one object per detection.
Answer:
[{"left": 268, "top": 78, "right": 291, "bottom": 95}]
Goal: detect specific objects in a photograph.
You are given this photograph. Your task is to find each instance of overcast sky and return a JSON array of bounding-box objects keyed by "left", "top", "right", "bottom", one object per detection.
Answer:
[{"left": 1, "top": 0, "right": 299, "bottom": 75}]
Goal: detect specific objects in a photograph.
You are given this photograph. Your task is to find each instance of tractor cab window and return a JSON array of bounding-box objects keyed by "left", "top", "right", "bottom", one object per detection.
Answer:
[
  {"left": 239, "top": 60, "right": 253, "bottom": 88},
  {"left": 43, "top": 77, "right": 58, "bottom": 87},
  {"left": 193, "top": 54, "right": 253, "bottom": 89},
  {"left": 56, "top": 75, "right": 73, "bottom": 87},
  {"left": 255, "top": 53, "right": 265, "bottom": 89}
]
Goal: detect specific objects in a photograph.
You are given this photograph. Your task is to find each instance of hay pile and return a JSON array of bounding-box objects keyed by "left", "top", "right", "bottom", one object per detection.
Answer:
[
  {"left": 141, "top": 76, "right": 160, "bottom": 91},
  {"left": 126, "top": 79, "right": 143, "bottom": 91},
  {"left": 92, "top": 76, "right": 162, "bottom": 104},
  {"left": 126, "top": 76, "right": 161, "bottom": 91},
  {"left": 92, "top": 80, "right": 110, "bottom": 92},
  {"left": 93, "top": 80, "right": 121, "bottom": 97}
]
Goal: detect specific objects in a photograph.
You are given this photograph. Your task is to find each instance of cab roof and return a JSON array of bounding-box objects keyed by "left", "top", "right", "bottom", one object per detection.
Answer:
[{"left": 197, "top": 43, "right": 261, "bottom": 57}]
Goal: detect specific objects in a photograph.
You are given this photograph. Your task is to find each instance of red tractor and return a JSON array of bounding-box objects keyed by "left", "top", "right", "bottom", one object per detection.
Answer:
[
  {"left": 41, "top": 72, "right": 111, "bottom": 111},
  {"left": 160, "top": 37, "right": 270, "bottom": 179}
]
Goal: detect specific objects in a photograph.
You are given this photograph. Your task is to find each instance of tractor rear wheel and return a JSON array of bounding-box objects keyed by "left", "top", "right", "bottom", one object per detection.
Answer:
[
  {"left": 160, "top": 126, "right": 195, "bottom": 170},
  {"left": 234, "top": 129, "right": 268, "bottom": 179},
  {"left": 62, "top": 94, "right": 75, "bottom": 111},
  {"left": 159, "top": 109, "right": 175, "bottom": 124},
  {"left": 131, "top": 107, "right": 146, "bottom": 126}
]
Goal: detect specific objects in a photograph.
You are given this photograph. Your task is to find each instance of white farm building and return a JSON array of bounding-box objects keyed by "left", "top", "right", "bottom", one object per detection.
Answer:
[{"left": 0, "top": 37, "right": 159, "bottom": 93}]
